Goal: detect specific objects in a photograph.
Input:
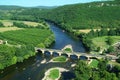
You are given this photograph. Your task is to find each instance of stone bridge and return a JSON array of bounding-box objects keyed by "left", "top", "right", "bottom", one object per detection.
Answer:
[{"left": 35, "top": 47, "right": 106, "bottom": 60}]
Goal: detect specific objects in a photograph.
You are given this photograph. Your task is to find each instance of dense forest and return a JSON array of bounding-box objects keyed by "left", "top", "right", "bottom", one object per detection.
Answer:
[
  {"left": 0, "top": 0, "right": 119, "bottom": 30},
  {"left": 5, "top": 0, "right": 120, "bottom": 31},
  {"left": 42, "top": 0, "right": 120, "bottom": 30}
]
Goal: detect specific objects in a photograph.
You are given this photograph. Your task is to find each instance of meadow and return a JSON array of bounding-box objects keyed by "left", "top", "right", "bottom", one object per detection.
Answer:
[
  {"left": 92, "top": 36, "right": 120, "bottom": 50},
  {"left": 0, "top": 28, "right": 53, "bottom": 46}
]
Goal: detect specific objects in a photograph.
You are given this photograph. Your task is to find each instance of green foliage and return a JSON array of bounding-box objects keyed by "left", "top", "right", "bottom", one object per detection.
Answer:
[
  {"left": 98, "top": 60, "right": 108, "bottom": 71},
  {"left": 89, "top": 59, "right": 99, "bottom": 68},
  {"left": 64, "top": 48, "right": 72, "bottom": 52},
  {"left": 53, "top": 56, "right": 66, "bottom": 62},
  {"left": 80, "top": 27, "right": 120, "bottom": 52},
  {"left": 75, "top": 61, "right": 91, "bottom": 80},
  {"left": 13, "top": 22, "right": 30, "bottom": 28},
  {"left": 0, "top": 45, "right": 16, "bottom": 69},
  {"left": 106, "top": 37, "right": 114, "bottom": 45},
  {"left": 107, "top": 46, "right": 115, "bottom": 53},
  {"left": 37, "top": 0, "right": 120, "bottom": 30},
  {"left": 49, "top": 69, "right": 59, "bottom": 80},
  {"left": 75, "top": 60, "right": 119, "bottom": 80},
  {"left": 0, "top": 22, "right": 4, "bottom": 27},
  {"left": 116, "top": 57, "right": 120, "bottom": 63},
  {"left": 0, "top": 26, "right": 54, "bottom": 69},
  {"left": 37, "top": 43, "right": 45, "bottom": 48}
]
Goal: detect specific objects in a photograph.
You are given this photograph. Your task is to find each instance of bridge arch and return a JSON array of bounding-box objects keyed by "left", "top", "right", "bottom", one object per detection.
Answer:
[
  {"left": 79, "top": 56, "right": 88, "bottom": 60},
  {"left": 61, "top": 53, "right": 69, "bottom": 58},
  {"left": 36, "top": 49, "right": 44, "bottom": 53},
  {"left": 70, "top": 54, "right": 78, "bottom": 60},
  {"left": 52, "top": 51, "right": 59, "bottom": 57},
  {"left": 44, "top": 50, "right": 51, "bottom": 56}
]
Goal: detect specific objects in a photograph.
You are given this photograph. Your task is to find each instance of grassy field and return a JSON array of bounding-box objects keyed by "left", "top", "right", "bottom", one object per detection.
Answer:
[
  {"left": 89, "top": 59, "right": 99, "bottom": 68},
  {"left": 0, "top": 20, "right": 13, "bottom": 26},
  {"left": 49, "top": 69, "right": 59, "bottom": 80},
  {"left": 74, "top": 28, "right": 110, "bottom": 33},
  {"left": 53, "top": 56, "right": 67, "bottom": 62},
  {"left": 0, "top": 20, "right": 43, "bottom": 27},
  {"left": 92, "top": 36, "right": 120, "bottom": 50},
  {"left": 23, "top": 21, "right": 42, "bottom": 26},
  {"left": 74, "top": 29, "right": 101, "bottom": 33},
  {"left": 0, "top": 28, "right": 52, "bottom": 45},
  {"left": 0, "top": 27, "right": 23, "bottom": 32}
]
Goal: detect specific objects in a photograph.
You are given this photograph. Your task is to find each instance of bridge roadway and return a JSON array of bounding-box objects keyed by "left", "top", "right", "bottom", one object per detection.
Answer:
[{"left": 35, "top": 47, "right": 108, "bottom": 60}]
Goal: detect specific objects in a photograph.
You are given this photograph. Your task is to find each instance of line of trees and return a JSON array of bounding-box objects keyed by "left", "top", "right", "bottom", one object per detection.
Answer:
[{"left": 13, "top": 21, "right": 49, "bottom": 29}]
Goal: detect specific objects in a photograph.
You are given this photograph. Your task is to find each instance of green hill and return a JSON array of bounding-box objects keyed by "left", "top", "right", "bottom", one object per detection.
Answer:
[
  {"left": 39, "top": 0, "right": 120, "bottom": 30},
  {"left": 1, "top": 0, "right": 120, "bottom": 31},
  {"left": 0, "top": 5, "right": 26, "bottom": 10}
]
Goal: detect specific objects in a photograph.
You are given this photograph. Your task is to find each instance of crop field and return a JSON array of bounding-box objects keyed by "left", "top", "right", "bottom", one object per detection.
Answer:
[
  {"left": 0, "top": 27, "right": 23, "bottom": 32},
  {"left": 0, "top": 20, "right": 13, "bottom": 26},
  {"left": 23, "top": 21, "right": 41, "bottom": 26},
  {"left": 0, "top": 28, "right": 52, "bottom": 45},
  {"left": 0, "top": 20, "right": 43, "bottom": 27},
  {"left": 75, "top": 28, "right": 110, "bottom": 33}
]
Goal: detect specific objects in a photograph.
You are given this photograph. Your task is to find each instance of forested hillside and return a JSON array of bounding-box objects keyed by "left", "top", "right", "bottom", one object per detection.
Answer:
[
  {"left": 1, "top": 0, "right": 120, "bottom": 31},
  {"left": 40, "top": 0, "right": 120, "bottom": 30},
  {"left": 0, "top": 5, "right": 25, "bottom": 10}
]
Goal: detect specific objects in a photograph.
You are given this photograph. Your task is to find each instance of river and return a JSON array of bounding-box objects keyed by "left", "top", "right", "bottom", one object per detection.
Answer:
[{"left": 0, "top": 23, "right": 86, "bottom": 80}]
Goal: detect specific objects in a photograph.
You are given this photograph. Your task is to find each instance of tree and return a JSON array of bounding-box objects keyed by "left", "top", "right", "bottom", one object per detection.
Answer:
[
  {"left": 98, "top": 60, "right": 107, "bottom": 71},
  {"left": 106, "top": 37, "right": 114, "bottom": 45},
  {"left": 0, "top": 45, "right": 16, "bottom": 69},
  {"left": 0, "top": 22, "right": 4, "bottom": 27},
  {"left": 116, "top": 57, "right": 120, "bottom": 63},
  {"left": 108, "top": 28, "right": 116, "bottom": 36},
  {"left": 96, "top": 47, "right": 101, "bottom": 52},
  {"left": 107, "top": 46, "right": 115, "bottom": 53},
  {"left": 37, "top": 43, "right": 45, "bottom": 48},
  {"left": 75, "top": 61, "right": 91, "bottom": 80}
]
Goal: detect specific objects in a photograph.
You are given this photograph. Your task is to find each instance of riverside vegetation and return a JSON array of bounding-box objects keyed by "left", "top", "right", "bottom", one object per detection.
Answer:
[{"left": 0, "top": 20, "right": 54, "bottom": 69}]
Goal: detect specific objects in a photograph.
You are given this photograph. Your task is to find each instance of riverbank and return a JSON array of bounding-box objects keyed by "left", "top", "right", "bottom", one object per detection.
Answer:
[
  {"left": 42, "top": 67, "right": 69, "bottom": 80},
  {"left": 0, "top": 21, "right": 55, "bottom": 70}
]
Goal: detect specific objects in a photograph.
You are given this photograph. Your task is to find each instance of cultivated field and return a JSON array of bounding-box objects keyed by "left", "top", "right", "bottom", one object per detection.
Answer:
[
  {"left": 0, "top": 20, "right": 13, "bottom": 26},
  {"left": 74, "top": 28, "right": 110, "bottom": 33},
  {"left": 0, "top": 28, "right": 52, "bottom": 45},
  {"left": 0, "top": 20, "right": 44, "bottom": 27},
  {"left": 23, "top": 21, "right": 41, "bottom": 26},
  {"left": 0, "top": 27, "right": 23, "bottom": 32}
]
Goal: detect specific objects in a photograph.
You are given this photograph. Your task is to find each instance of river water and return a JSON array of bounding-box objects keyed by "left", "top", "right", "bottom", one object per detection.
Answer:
[{"left": 0, "top": 23, "right": 86, "bottom": 80}]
